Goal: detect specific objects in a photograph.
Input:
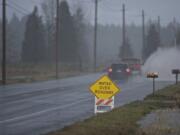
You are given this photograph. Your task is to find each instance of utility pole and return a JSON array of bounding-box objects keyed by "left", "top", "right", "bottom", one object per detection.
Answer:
[
  {"left": 2, "top": 0, "right": 6, "bottom": 85},
  {"left": 94, "top": 0, "right": 98, "bottom": 72},
  {"left": 55, "top": 0, "right": 59, "bottom": 79},
  {"left": 158, "top": 16, "right": 161, "bottom": 46},
  {"left": 174, "top": 20, "right": 177, "bottom": 48},
  {"left": 157, "top": 16, "right": 161, "bottom": 38},
  {"left": 122, "top": 3, "right": 126, "bottom": 59},
  {"left": 173, "top": 17, "right": 177, "bottom": 48},
  {"left": 142, "top": 10, "right": 145, "bottom": 62}
]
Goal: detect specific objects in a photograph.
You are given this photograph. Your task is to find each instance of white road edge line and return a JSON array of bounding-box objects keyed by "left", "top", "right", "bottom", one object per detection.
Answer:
[{"left": 0, "top": 98, "right": 92, "bottom": 124}]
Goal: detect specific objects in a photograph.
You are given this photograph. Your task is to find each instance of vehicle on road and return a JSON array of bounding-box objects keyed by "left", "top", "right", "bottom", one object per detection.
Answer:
[
  {"left": 108, "top": 63, "right": 131, "bottom": 80},
  {"left": 122, "top": 58, "right": 142, "bottom": 75}
]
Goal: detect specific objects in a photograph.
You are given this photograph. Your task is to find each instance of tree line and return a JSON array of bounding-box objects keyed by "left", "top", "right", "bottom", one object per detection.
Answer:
[
  {"left": 22, "top": 1, "right": 88, "bottom": 71},
  {"left": 1, "top": 0, "right": 180, "bottom": 68}
]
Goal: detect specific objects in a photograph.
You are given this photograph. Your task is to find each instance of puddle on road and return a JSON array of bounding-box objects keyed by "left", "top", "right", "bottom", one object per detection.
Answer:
[{"left": 138, "top": 109, "right": 180, "bottom": 135}]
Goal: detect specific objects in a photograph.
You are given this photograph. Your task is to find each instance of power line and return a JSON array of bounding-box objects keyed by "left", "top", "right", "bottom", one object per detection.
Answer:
[
  {"left": 6, "top": 3, "right": 29, "bottom": 16},
  {"left": 100, "top": 4, "right": 122, "bottom": 12},
  {"left": 29, "top": 0, "right": 42, "bottom": 5},
  {"left": 77, "top": 0, "right": 93, "bottom": 3},
  {"left": 9, "top": 0, "right": 42, "bottom": 5},
  {"left": 7, "top": 1, "right": 47, "bottom": 19},
  {"left": 127, "top": 13, "right": 141, "bottom": 18},
  {"left": 99, "top": 3, "right": 141, "bottom": 19},
  {"left": 8, "top": 0, "right": 31, "bottom": 13}
]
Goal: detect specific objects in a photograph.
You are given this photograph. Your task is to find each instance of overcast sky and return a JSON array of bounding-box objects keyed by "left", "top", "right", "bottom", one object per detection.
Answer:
[{"left": 1, "top": 0, "right": 180, "bottom": 26}]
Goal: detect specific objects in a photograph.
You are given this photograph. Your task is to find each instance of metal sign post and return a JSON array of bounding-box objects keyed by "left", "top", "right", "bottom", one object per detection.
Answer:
[
  {"left": 147, "top": 72, "right": 159, "bottom": 96},
  {"left": 89, "top": 75, "right": 121, "bottom": 114},
  {"left": 172, "top": 69, "right": 180, "bottom": 85},
  {"left": 95, "top": 97, "right": 114, "bottom": 114},
  {"left": 153, "top": 78, "right": 155, "bottom": 95}
]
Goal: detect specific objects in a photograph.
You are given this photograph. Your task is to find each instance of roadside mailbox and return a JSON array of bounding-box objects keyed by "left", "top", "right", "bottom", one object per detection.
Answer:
[
  {"left": 147, "top": 72, "right": 159, "bottom": 95},
  {"left": 147, "top": 72, "right": 158, "bottom": 78},
  {"left": 172, "top": 69, "right": 180, "bottom": 85},
  {"left": 89, "top": 75, "right": 121, "bottom": 114}
]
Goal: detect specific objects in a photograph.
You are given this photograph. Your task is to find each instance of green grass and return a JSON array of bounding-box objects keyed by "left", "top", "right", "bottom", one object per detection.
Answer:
[
  {"left": 0, "top": 63, "right": 93, "bottom": 85},
  {"left": 46, "top": 84, "right": 180, "bottom": 135},
  {"left": 0, "top": 63, "right": 108, "bottom": 85}
]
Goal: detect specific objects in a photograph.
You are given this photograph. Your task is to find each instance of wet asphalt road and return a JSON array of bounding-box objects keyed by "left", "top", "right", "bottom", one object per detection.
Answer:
[{"left": 0, "top": 73, "right": 173, "bottom": 135}]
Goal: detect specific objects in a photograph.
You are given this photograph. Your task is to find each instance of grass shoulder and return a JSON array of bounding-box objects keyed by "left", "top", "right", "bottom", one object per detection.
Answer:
[{"left": 47, "top": 84, "right": 180, "bottom": 135}]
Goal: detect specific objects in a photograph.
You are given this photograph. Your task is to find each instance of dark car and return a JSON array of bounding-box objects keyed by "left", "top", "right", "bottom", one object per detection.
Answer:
[{"left": 108, "top": 63, "right": 131, "bottom": 80}]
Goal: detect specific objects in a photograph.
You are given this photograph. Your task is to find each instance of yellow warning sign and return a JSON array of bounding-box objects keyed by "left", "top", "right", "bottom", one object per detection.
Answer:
[{"left": 89, "top": 75, "right": 121, "bottom": 99}]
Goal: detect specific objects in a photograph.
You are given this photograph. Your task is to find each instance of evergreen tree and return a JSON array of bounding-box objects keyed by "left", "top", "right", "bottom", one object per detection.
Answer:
[
  {"left": 144, "top": 24, "right": 160, "bottom": 61},
  {"left": 41, "top": 0, "right": 56, "bottom": 62},
  {"left": 73, "top": 7, "right": 89, "bottom": 70},
  {"left": 22, "top": 7, "right": 47, "bottom": 63},
  {"left": 58, "top": 1, "right": 78, "bottom": 63},
  {"left": 7, "top": 14, "right": 22, "bottom": 63}
]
